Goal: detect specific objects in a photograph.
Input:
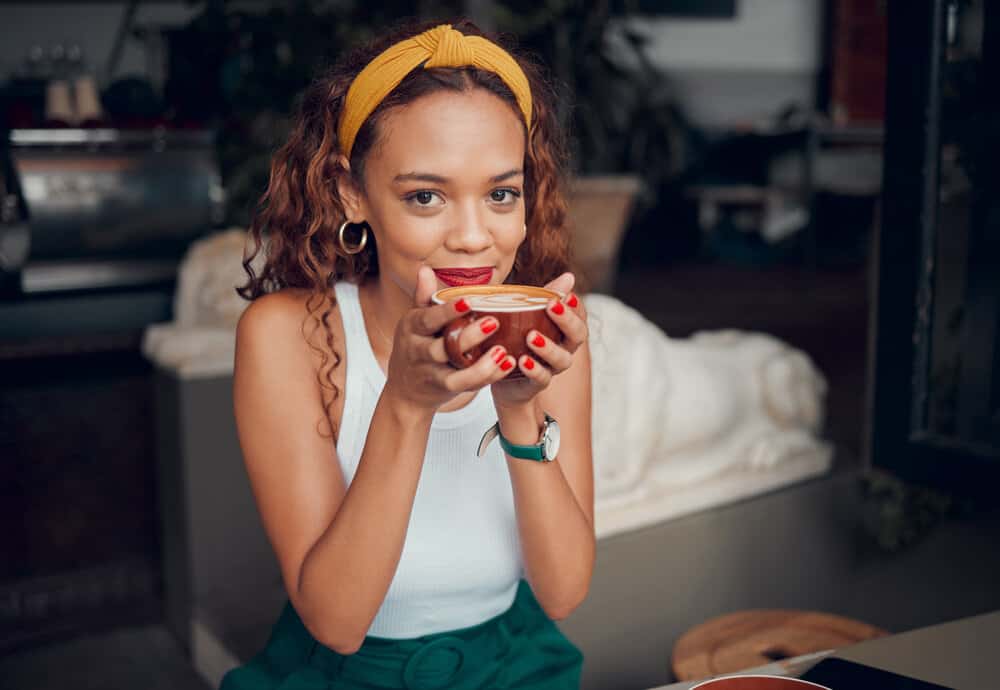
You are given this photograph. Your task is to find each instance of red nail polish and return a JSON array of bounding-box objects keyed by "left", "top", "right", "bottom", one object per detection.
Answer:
[
  {"left": 492, "top": 347, "right": 507, "bottom": 363},
  {"left": 500, "top": 358, "right": 514, "bottom": 372},
  {"left": 523, "top": 357, "right": 535, "bottom": 371},
  {"left": 455, "top": 298, "right": 470, "bottom": 313},
  {"left": 567, "top": 294, "right": 579, "bottom": 308},
  {"left": 481, "top": 320, "right": 497, "bottom": 334},
  {"left": 532, "top": 334, "right": 546, "bottom": 348},
  {"left": 551, "top": 301, "right": 565, "bottom": 315}
]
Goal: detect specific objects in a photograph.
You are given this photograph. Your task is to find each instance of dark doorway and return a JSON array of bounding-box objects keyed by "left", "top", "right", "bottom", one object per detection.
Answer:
[{"left": 869, "top": 0, "right": 1000, "bottom": 497}]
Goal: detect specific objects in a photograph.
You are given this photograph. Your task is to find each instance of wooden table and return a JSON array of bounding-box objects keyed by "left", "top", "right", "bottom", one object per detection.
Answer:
[{"left": 671, "top": 609, "right": 886, "bottom": 681}]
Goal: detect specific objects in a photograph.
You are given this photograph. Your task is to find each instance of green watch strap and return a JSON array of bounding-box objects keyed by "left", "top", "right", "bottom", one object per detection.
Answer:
[
  {"left": 497, "top": 431, "right": 546, "bottom": 461},
  {"left": 476, "top": 414, "right": 557, "bottom": 462}
]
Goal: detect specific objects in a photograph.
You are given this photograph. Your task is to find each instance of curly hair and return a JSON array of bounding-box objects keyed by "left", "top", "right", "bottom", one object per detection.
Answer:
[{"left": 237, "top": 18, "right": 573, "bottom": 439}]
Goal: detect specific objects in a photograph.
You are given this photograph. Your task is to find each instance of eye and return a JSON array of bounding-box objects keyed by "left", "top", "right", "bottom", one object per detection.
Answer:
[
  {"left": 405, "top": 190, "right": 444, "bottom": 207},
  {"left": 489, "top": 188, "right": 521, "bottom": 204}
]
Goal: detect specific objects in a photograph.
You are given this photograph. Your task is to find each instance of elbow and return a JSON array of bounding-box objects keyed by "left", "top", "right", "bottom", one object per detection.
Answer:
[
  {"left": 542, "top": 597, "right": 583, "bottom": 622},
  {"left": 292, "top": 577, "right": 368, "bottom": 655},
  {"left": 542, "top": 604, "right": 575, "bottom": 622},
  {"left": 309, "top": 620, "right": 365, "bottom": 656},
  {"left": 320, "top": 634, "right": 364, "bottom": 656},
  {"left": 294, "top": 601, "right": 367, "bottom": 656},
  {"left": 532, "top": 555, "right": 594, "bottom": 621},
  {"left": 540, "top": 582, "right": 591, "bottom": 622}
]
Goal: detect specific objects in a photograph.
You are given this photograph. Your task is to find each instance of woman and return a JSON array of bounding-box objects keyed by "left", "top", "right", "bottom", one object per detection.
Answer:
[{"left": 224, "top": 18, "right": 593, "bottom": 690}]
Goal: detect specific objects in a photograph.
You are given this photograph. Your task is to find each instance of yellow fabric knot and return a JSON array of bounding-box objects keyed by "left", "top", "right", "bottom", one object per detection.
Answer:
[
  {"left": 337, "top": 24, "right": 533, "bottom": 158},
  {"left": 416, "top": 25, "right": 476, "bottom": 67}
]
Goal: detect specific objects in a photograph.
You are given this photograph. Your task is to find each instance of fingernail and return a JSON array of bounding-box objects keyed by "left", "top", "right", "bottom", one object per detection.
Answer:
[
  {"left": 523, "top": 357, "right": 536, "bottom": 371},
  {"left": 551, "top": 301, "right": 565, "bottom": 315},
  {"left": 455, "top": 298, "right": 470, "bottom": 313},
  {"left": 500, "top": 358, "right": 514, "bottom": 372},
  {"left": 567, "top": 293, "right": 579, "bottom": 309},
  {"left": 481, "top": 319, "right": 497, "bottom": 334},
  {"left": 531, "top": 333, "right": 546, "bottom": 348},
  {"left": 492, "top": 347, "right": 507, "bottom": 363}
]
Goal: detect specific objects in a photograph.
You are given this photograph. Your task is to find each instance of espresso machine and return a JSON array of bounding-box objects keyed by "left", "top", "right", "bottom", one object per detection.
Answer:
[{"left": 0, "top": 126, "right": 224, "bottom": 338}]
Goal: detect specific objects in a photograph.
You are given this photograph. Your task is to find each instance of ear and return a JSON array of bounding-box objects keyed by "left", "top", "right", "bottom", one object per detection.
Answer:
[{"left": 335, "top": 155, "right": 366, "bottom": 222}]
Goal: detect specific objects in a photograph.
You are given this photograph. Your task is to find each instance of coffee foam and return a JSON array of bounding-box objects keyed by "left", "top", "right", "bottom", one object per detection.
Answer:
[
  {"left": 463, "top": 292, "right": 550, "bottom": 312},
  {"left": 432, "top": 285, "right": 558, "bottom": 312}
]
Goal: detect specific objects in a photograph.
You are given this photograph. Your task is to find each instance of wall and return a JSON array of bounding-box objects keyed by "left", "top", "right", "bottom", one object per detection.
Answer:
[{"left": 616, "top": 0, "right": 824, "bottom": 128}]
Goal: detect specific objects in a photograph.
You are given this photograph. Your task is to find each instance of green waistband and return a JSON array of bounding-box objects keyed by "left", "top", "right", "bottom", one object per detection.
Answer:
[{"left": 269, "top": 581, "right": 542, "bottom": 690}]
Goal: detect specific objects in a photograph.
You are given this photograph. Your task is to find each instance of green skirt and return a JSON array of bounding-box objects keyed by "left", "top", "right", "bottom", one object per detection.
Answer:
[{"left": 219, "top": 581, "right": 582, "bottom": 690}]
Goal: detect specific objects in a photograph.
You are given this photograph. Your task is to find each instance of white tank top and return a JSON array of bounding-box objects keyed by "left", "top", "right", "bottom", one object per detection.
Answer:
[{"left": 332, "top": 281, "right": 522, "bottom": 639}]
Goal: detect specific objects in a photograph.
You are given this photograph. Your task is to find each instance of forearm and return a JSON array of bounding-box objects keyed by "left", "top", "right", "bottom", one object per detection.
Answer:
[
  {"left": 498, "top": 401, "right": 595, "bottom": 620},
  {"left": 296, "top": 390, "right": 434, "bottom": 651}
]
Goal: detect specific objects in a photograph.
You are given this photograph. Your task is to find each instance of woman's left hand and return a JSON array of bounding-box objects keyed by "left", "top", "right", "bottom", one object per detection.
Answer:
[{"left": 490, "top": 272, "right": 588, "bottom": 408}]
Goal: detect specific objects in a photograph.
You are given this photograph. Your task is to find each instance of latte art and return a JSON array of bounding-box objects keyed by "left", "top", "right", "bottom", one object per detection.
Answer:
[
  {"left": 465, "top": 292, "right": 550, "bottom": 311},
  {"left": 432, "top": 284, "right": 560, "bottom": 312}
]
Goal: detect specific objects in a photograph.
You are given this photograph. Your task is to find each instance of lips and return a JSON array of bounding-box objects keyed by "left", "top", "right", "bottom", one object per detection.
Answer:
[{"left": 433, "top": 267, "right": 493, "bottom": 286}]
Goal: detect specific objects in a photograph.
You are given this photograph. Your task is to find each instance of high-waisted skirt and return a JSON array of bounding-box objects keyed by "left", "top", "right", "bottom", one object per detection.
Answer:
[{"left": 219, "top": 580, "right": 582, "bottom": 690}]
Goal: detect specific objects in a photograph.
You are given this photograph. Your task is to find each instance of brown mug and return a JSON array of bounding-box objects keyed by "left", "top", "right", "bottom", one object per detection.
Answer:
[
  {"left": 432, "top": 284, "right": 565, "bottom": 379},
  {"left": 691, "top": 676, "right": 831, "bottom": 690}
]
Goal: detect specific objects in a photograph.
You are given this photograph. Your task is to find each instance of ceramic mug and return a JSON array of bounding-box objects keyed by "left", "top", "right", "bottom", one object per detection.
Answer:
[{"left": 432, "top": 284, "right": 564, "bottom": 378}]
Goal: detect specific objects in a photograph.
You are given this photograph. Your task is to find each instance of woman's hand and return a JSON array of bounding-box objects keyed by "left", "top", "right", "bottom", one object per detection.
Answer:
[
  {"left": 382, "top": 266, "right": 516, "bottom": 412},
  {"left": 491, "top": 272, "right": 588, "bottom": 410}
]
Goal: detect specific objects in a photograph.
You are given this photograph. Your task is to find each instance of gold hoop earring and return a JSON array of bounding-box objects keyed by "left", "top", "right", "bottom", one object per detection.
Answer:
[{"left": 337, "top": 220, "right": 369, "bottom": 255}]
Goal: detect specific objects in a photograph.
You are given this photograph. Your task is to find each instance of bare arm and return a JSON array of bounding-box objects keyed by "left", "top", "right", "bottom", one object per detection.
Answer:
[
  {"left": 490, "top": 281, "right": 595, "bottom": 620},
  {"left": 294, "top": 387, "right": 436, "bottom": 652},
  {"left": 496, "top": 341, "right": 594, "bottom": 620},
  {"left": 233, "top": 291, "right": 424, "bottom": 654}
]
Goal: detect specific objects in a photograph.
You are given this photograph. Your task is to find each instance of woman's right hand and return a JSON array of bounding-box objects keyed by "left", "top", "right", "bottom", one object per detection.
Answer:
[{"left": 382, "top": 266, "right": 516, "bottom": 412}]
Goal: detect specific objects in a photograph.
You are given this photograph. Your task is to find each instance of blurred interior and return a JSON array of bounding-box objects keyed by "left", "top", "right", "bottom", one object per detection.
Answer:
[{"left": 1, "top": 2, "right": 999, "bottom": 689}]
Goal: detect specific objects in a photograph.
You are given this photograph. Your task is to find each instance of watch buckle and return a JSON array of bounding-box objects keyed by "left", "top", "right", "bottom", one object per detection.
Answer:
[{"left": 477, "top": 423, "right": 500, "bottom": 458}]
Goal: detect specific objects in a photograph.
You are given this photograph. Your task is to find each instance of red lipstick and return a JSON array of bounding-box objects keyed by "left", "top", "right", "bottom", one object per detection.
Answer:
[{"left": 433, "top": 267, "right": 493, "bottom": 286}]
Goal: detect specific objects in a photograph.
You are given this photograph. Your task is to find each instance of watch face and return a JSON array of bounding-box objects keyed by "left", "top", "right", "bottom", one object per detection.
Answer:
[{"left": 543, "top": 419, "right": 561, "bottom": 459}]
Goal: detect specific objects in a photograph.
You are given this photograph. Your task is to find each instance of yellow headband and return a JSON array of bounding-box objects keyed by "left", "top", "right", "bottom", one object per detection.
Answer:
[{"left": 337, "top": 24, "right": 533, "bottom": 158}]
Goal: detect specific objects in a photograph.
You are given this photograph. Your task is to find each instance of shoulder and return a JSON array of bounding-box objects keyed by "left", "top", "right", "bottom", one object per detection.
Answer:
[
  {"left": 237, "top": 287, "right": 333, "bottom": 334},
  {"left": 236, "top": 287, "right": 346, "bottom": 377},
  {"left": 238, "top": 288, "right": 343, "bottom": 347}
]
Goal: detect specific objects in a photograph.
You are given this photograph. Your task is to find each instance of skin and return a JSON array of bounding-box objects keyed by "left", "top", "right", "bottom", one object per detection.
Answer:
[{"left": 233, "top": 88, "right": 594, "bottom": 655}]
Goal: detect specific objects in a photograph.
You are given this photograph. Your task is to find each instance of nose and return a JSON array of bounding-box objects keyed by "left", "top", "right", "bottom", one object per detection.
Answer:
[{"left": 445, "top": 201, "right": 492, "bottom": 254}]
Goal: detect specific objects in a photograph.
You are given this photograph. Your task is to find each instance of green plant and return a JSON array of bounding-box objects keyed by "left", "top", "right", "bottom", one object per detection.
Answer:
[{"left": 858, "top": 469, "right": 974, "bottom": 553}]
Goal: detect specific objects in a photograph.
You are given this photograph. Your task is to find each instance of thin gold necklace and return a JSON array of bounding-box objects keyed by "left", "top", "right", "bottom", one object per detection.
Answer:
[
  {"left": 371, "top": 313, "right": 394, "bottom": 347},
  {"left": 361, "top": 288, "right": 394, "bottom": 347}
]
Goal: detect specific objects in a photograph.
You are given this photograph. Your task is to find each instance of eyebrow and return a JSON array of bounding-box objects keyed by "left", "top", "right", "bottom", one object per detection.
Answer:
[{"left": 392, "top": 168, "right": 524, "bottom": 185}]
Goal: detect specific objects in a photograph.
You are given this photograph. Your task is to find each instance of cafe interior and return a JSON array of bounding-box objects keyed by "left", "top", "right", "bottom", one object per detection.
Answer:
[{"left": 1, "top": 1, "right": 998, "bottom": 689}]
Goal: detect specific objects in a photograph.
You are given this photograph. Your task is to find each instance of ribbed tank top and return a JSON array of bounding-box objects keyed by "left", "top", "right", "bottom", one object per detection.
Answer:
[{"left": 332, "top": 281, "right": 523, "bottom": 639}]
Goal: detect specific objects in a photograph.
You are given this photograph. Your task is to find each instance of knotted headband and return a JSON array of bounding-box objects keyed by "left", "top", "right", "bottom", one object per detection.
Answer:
[{"left": 337, "top": 24, "right": 533, "bottom": 158}]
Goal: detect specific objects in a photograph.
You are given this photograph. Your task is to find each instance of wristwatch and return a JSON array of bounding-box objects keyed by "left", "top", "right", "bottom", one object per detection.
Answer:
[{"left": 477, "top": 413, "right": 561, "bottom": 462}]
